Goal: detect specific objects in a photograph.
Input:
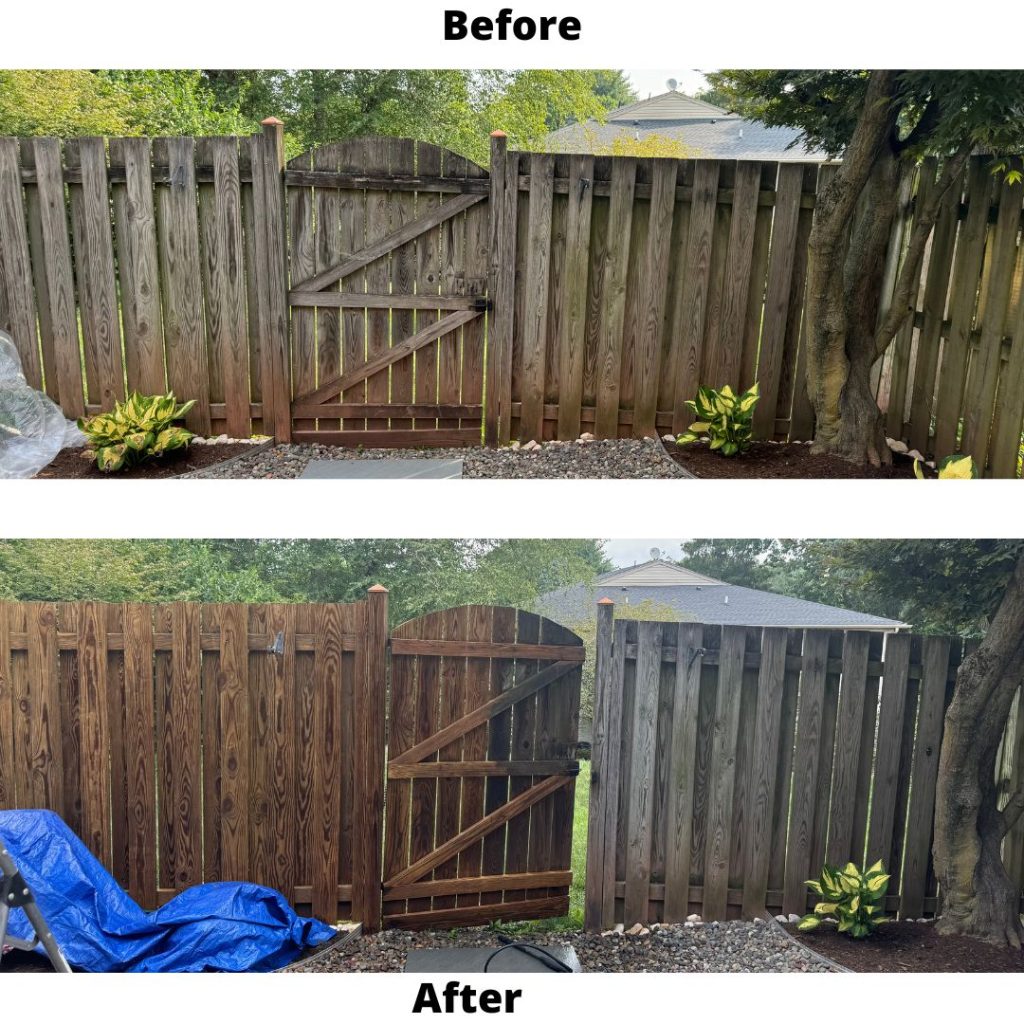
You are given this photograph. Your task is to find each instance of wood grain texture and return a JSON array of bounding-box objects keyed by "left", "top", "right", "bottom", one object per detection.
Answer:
[
  {"left": 76, "top": 602, "right": 108, "bottom": 864},
  {"left": 866, "top": 633, "right": 911, "bottom": 866},
  {"left": 154, "top": 138, "right": 210, "bottom": 432},
  {"left": 30, "top": 138, "right": 82, "bottom": 411},
  {"left": 109, "top": 138, "right": 164, "bottom": 397},
  {"left": 66, "top": 138, "right": 124, "bottom": 408},
  {"left": 740, "top": 627, "right": 788, "bottom": 916},
  {"left": 906, "top": 162, "right": 961, "bottom": 454},
  {"left": 672, "top": 160, "right": 720, "bottom": 431},
  {"left": 662, "top": 623, "right": 703, "bottom": 922},
  {"left": 900, "top": 636, "right": 950, "bottom": 916},
  {"left": 933, "top": 158, "right": 992, "bottom": 457},
  {"left": 555, "top": 154, "right": 595, "bottom": 440},
  {"left": 825, "top": 631, "right": 871, "bottom": 865},
  {"left": 594, "top": 159, "right": 636, "bottom": 438},
  {"left": 631, "top": 160, "right": 678, "bottom": 438},
  {"left": 708, "top": 162, "right": 761, "bottom": 389},
  {"left": 960, "top": 175, "right": 1022, "bottom": 468},
  {"left": 121, "top": 603, "right": 156, "bottom": 906},
  {"left": 0, "top": 139, "right": 40, "bottom": 387},
  {"left": 205, "top": 138, "right": 250, "bottom": 437},
  {"left": 518, "top": 154, "right": 555, "bottom": 442},
  {"left": 783, "top": 630, "right": 829, "bottom": 915},
  {"left": 701, "top": 625, "right": 746, "bottom": 921},
  {"left": 753, "top": 163, "right": 803, "bottom": 437}
]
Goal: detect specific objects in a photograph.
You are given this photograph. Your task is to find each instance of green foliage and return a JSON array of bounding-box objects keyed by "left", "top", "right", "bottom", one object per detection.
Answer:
[
  {"left": 0, "top": 540, "right": 607, "bottom": 622},
  {"left": 0, "top": 70, "right": 254, "bottom": 138},
  {"left": 78, "top": 393, "right": 195, "bottom": 473},
  {"left": 198, "top": 69, "right": 625, "bottom": 164},
  {"left": 799, "top": 861, "right": 891, "bottom": 939},
  {"left": 677, "top": 382, "right": 759, "bottom": 456},
  {"left": 913, "top": 453, "right": 978, "bottom": 479},
  {"left": 580, "top": 126, "right": 699, "bottom": 158},
  {"left": 0, "top": 69, "right": 627, "bottom": 165}
]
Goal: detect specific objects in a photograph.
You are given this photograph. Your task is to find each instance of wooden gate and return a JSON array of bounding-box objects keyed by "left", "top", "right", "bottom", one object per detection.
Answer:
[
  {"left": 382, "top": 606, "right": 584, "bottom": 929},
  {"left": 284, "top": 138, "right": 491, "bottom": 447}
]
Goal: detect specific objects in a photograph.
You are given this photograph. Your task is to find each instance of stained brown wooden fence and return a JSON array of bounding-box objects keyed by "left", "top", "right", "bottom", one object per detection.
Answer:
[
  {"left": 584, "top": 602, "right": 1024, "bottom": 930},
  {"left": 0, "top": 597, "right": 582, "bottom": 933},
  {"left": 0, "top": 596, "right": 386, "bottom": 926},
  {"left": 383, "top": 606, "right": 583, "bottom": 929},
  {"left": 3, "top": 126, "right": 1024, "bottom": 473}
]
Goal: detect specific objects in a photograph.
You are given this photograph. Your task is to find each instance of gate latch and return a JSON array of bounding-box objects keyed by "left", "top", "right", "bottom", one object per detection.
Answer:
[{"left": 471, "top": 296, "right": 493, "bottom": 313}]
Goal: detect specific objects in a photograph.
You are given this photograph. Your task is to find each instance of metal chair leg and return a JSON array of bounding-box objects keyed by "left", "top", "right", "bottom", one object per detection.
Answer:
[{"left": 0, "top": 843, "right": 72, "bottom": 973}]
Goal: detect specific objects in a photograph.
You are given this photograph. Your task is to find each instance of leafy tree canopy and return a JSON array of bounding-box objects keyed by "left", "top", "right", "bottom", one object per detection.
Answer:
[
  {"left": 0, "top": 539, "right": 609, "bottom": 626},
  {"left": 1, "top": 69, "right": 635, "bottom": 166},
  {"left": 0, "top": 70, "right": 253, "bottom": 138}
]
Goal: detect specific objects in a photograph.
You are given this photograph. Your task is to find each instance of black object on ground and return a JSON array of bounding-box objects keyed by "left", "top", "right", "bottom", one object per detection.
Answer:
[{"left": 405, "top": 942, "right": 581, "bottom": 973}]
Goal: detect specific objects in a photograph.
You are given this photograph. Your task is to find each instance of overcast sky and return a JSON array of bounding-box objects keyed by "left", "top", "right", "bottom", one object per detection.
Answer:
[
  {"left": 603, "top": 539, "right": 687, "bottom": 566},
  {"left": 624, "top": 69, "right": 709, "bottom": 99}
]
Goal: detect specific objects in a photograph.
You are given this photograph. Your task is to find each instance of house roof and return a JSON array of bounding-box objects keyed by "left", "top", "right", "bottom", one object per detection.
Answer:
[
  {"left": 606, "top": 93, "right": 739, "bottom": 123},
  {"left": 545, "top": 90, "right": 830, "bottom": 162},
  {"left": 536, "top": 559, "right": 907, "bottom": 631}
]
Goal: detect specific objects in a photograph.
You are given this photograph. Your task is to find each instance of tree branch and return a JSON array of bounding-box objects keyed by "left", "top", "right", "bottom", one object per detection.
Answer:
[
  {"left": 813, "top": 71, "right": 900, "bottom": 257},
  {"left": 873, "top": 142, "right": 974, "bottom": 361},
  {"left": 896, "top": 96, "right": 942, "bottom": 155},
  {"left": 1000, "top": 786, "right": 1024, "bottom": 839}
]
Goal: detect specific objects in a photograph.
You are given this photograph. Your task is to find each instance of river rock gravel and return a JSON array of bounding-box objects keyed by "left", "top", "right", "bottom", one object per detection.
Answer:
[
  {"left": 190, "top": 436, "right": 687, "bottom": 480},
  {"left": 286, "top": 919, "right": 834, "bottom": 973}
]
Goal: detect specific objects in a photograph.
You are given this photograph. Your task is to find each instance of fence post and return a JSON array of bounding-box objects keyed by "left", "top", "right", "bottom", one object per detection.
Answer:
[
  {"left": 584, "top": 597, "right": 616, "bottom": 932},
  {"left": 353, "top": 584, "right": 388, "bottom": 932},
  {"left": 253, "top": 117, "right": 292, "bottom": 442},
  {"left": 486, "top": 130, "right": 515, "bottom": 446}
]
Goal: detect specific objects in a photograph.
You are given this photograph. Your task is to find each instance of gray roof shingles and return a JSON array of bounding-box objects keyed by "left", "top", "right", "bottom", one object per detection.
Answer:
[
  {"left": 536, "top": 581, "right": 906, "bottom": 630},
  {"left": 544, "top": 117, "right": 829, "bottom": 161}
]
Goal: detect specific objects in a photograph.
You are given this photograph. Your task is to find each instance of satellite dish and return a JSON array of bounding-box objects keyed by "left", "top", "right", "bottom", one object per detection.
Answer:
[
  {"left": 666, "top": 78, "right": 678, "bottom": 92},
  {"left": 650, "top": 546, "right": 662, "bottom": 561}
]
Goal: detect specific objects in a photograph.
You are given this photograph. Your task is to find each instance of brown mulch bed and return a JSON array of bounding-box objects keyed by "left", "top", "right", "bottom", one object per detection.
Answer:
[
  {"left": 34, "top": 443, "right": 258, "bottom": 480},
  {"left": 784, "top": 920, "right": 1024, "bottom": 972},
  {"left": 666, "top": 439, "right": 918, "bottom": 479}
]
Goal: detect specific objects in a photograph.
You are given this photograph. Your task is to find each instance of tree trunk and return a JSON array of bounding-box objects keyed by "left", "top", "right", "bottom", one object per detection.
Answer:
[
  {"left": 811, "top": 153, "right": 901, "bottom": 465},
  {"left": 934, "top": 553, "right": 1024, "bottom": 948},
  {"left": 804, "top": 71, "right": 900, "bottom": 465}
]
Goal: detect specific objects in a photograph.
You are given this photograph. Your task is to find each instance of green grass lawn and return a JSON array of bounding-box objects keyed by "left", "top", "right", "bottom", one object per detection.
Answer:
[{"left": 491, "top": 759, "right": 589, "bottom": 934}]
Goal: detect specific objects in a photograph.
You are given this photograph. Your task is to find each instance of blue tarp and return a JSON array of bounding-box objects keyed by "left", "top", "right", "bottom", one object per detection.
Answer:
[{"left": 0, "top": 810, "right": 335, "bottom": 972}]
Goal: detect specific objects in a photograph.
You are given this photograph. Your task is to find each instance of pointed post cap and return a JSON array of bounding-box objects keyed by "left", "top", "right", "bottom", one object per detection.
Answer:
[
  {"left": 368, "top": 584, "right": 389, "bottom": 593},
  {"left": 597, "top": 597, "right": 615, "bottom": 605},
  {"left": 261, "top": 116, "right": 284, "bottom": 126}
]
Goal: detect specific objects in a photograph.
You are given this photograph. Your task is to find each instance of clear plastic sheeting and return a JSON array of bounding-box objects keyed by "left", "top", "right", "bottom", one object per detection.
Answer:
[{"left": 0, "top": 328, "right": 84, "bottom": 478}]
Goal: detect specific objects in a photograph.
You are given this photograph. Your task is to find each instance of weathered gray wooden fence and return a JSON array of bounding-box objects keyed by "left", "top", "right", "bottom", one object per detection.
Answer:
[
  {"left": 1, "top": 126, "right": 1023, "bottom": 473},
  {"left": 584, "top": 602, "right": 1024, "bottom": 930}
]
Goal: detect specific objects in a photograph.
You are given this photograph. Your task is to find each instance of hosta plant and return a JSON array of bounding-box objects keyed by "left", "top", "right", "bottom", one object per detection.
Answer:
[
  {"left": 798, "top": 861, "right": 891, "bottom": 939},
  {"left": 914, "top": 453, "right": 978, "bottom": 479},
  {"left": 676, "top": 382, "right": 759, "bottom": 456},
  {"left": 78, "top": 392, "right": 195, "bottom": 473}
]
